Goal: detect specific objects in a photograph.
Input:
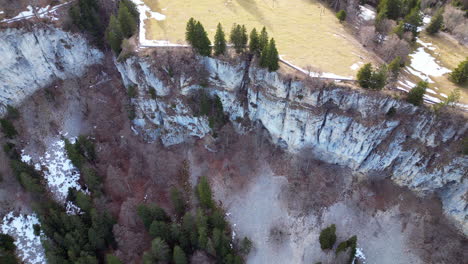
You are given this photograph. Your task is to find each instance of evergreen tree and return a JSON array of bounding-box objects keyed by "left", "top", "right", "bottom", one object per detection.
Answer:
[
  {"left": 267, "top": 38, "right": 279, "bottom": 72},
  {"left": 426, "top": 8, "right": 444, "bottom": 35},
  {"left": 407, "top": 81, "right": 428, "bottom": 106},
  {"left": 106, "top": 15, "right": 123, "bottom": 54},
  {"left": 185, "top": 18, "right": 197, "bottom": 44},
  {"left": 118, "top": 3, "right": 137, "bottom": 38},
  {"left": 149, "top": 221, "right": 171, "bottom": 241},
  {"left": 249, "top": 28, "right": 260, "bottom": 54},
  {"left": 392, "top": 21, "right": 405, "bottom": 38},
  {"left": 230, "top": 24, "right": 243, "bottom": 53},
  {"left": 450, "top": 58, "right": 468, "bottom": 84},
  {"left": 388, "top": 56, "right": 402, "bottom": 78},
  {"left": 241, "top": 25, "right": 248, "bottom": 50},
  {"left": 370, "top": 66, "right": 387, "bottom": 90},
  {"left": 69, "top": 0, "right": 103, "bottom": 40},
  {"left": 170, "top": 187, "right": 186, "bottom": 218},
  {"left": 193, "top": 21, "right": 212, "bottom": 56},
  {"left": 357, "top": 63, "right": 373, "bottom": 89},
  {"left": 214, "top": 23, "right": 227, "bottom": 56},
  {"left": 196, "top": 176, "right": 214, "bottom": 209},
  {"left": 173, "top": 246, "right": 187, "bottom": 264},
  {"left": 106, "top": 254, "right": 122, "bottom": 264},
  {"left": 259, "top": 26, "right": 269, "bottom": 53},
  {"left": 151, "top": 237, "right": 170, "bottom": 261},
  {"left": 336, "top": 10, "right": 346, "bottom": 22},
  {"left": 259, "top": 40, "right": 270, "bottom": 68},
  {"left": 378, "top": 0, "right": 401, "bottom": 20},
  {"left": 404, "top": 6, "right": 423, "bottom": 37},
  {"left": 319, "top": 224, "right": 337, "bottom": 250}
]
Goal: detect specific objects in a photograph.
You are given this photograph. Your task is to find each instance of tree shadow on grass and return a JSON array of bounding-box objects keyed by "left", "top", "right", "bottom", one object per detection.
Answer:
[{"left": 235, "top": 0, "right": 272, "bottom": 28}]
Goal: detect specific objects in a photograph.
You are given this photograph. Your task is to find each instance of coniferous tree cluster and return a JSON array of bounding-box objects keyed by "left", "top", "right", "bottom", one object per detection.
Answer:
[
  {"left": 376, "top": 0, "right": 422, "bottom": 38},
  {"left": 426, "top": 8, "right": 444, "bottom": 35},
  {"left": 214, "top": 23, "right": 227, "bottom": 56},
  {"left": 105, "top": 0, "right": 139, "bottom": 54},
  {"left": 356, "top": 63, "right": 388, "bottom": 90},
  {"left": 69, "top": 0, "right": 103, "bottom": 41},
  {"left": 186, "top": 18, "right": 212, "bottom": 56},
  {"left": 407, "top": 81, "right": 428, "bottom": 106},
  {"left": 0, "top": 234, "right": 18, "bottom": 264},
  {"left": 230, "top": 24, "right": 248, "bottom": 53},
  {"left": 138, "top": 175, "right": 251, "bottom": 264}
]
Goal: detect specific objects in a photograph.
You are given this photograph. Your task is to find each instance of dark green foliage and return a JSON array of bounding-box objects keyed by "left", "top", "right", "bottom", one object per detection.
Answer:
[
  {"left": 186, "top": 18, "right": 197, "bottom": 44},
  {"left": 170, "top": 187, "right": 186, "bottom": 218},
  {"left": 64, "top": 136, "right": 96, "bottom": 169},
  {"left": 195, "top": 91, "right": 227, "bottom": 131},
  {"left": 336, "top": 10, "right": 347, "bottom": 22},
  {"left": 197, "top": 176, "right": 214, "bottom": 209},
  {"left": 69, "top": 0, "right": 103, "bottom": 40},
  {"left": 6, "top": 105, "right": 19, "bottom": 120},
  {"left": 186, "top": 19, "right": 212, "bottom": 56},
  {"left": 357, "top": 63, "right": 373, "bottom": 89},
  {"left": 118, "top": 2, "right": 137, "bottom": 38},
  {"left": 407, "top": 81, "right": 428, "bottom": 106},
  {"left": 259, "top": 38, "right": 280, "bottom": 72},
  {"left": 319, "top": 224, "right": 336, "bottom": 250},
  {"left": 149, "top": 221, "right": 171, "bottom": 241},
  {"left": 240, "top": 237, "right": 253, "bottom": 255},
  {"left": 106, "top": 254, "right": 123, "bottom": 264},
  {"left": 0, "top": 235, "right": 18, "bottom": 264},
  {"left": 10, "top": 157, "right": 43, "bottom": 193},
  {"left": 230, "top": 24, "right": 248, "bottom": 53},
  {"left": 450, "top": 58, "right": 468, "bottom": 85},
  {"left": 137, "top": 204, "right": 170, "bottom": 229},
  {"left": 149, "top": 87, "right": 157, "bottom": 99},
  {"left": 0, "top": 119, "right": 17, "bottom": 138},
  {"left": 173, "top": 245, "right": 187, "bottom": 264},
  {"left": 214, "top": 23, "right": 227, "bottom": 56},
  {"left": 127, "top": 85, "right": 138, "bottom": 98},
  {"left": 426, "top": 8, "right": 444, "bottom": 35},
  {"left": 392, "top": 21, "right": 405, "bottom": 38},
  {"left": 378, "top": 0, "right": 401, "bottom": 20},
  {"left": 106, "top": 15, "right": 123, "bottom": 54},
  {"left": 76, "top": 191, "right": 92, "bottom": 212},
  {"left": 0, "top": 234, "right": 16, "bottom": 251},
  {"left": 82, "top": 167, "right": 102, "bottom": 196},
  {"left": 151, "top": 237, "right": 170, "bottom": 261},
  {"left": 249, "top": 28, "right": 260, "bottom": 54},
  {"left": 259, "top": 27, "right": 269, "bottom": 53},
  {"left": 357, "top": 63, "right": 387, "bottom": 90},
  {"left": 33, "top": 224, "right": 41, "bottom": 236},
  {"left": 404, "top": 6, "right": 423, "bottom": 37},
  {"left": 386, "top": 106, "right": 397, "bottom": 117},
  {"left": 336, "top": 236, "right": 357, "bottom": 264},
  {"left": 209, "top": 208, "right": 227, "bottom": 231},
  {"left": 388, "top": 56, "right": 402, "bottom": 78},
  {"left": 462, "top": 138, "right": 468, "bottom": 155}
]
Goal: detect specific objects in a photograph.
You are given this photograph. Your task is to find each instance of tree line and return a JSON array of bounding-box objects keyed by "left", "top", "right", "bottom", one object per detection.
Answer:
[
  {"left": 137, "top": 175, "right": 252, "bottom": 264},
  {"left": 185, "top": 19, "right": 279, "bottom": 72}
]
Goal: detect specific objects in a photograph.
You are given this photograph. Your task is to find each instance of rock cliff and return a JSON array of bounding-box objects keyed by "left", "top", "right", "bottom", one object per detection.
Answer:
[
  {"left": 0, "top": 26, "right": 103, "bottom": 114},
  {"left": 116, "top": 54, "right": 468, "bottom": 235}
]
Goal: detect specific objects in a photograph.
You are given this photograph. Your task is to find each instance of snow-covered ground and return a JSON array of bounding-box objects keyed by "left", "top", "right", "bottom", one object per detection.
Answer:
[
  {"left": 359, "top": 5, "right": 376, "bottom": 21},
  {"left": 1, "top": 2, "right": 71, "bottom": 23},
  {"left": 21, "top": 135, "right": 87, "bottom": 214},
  {"left": 1, "top": 212, "right": 46, "bottom": 264},
  {"left": 279, "top": 56, "right": 354, "bottom": 80},
  {"left": 131, "top": 0, "right": 189, "bottom": 47}
]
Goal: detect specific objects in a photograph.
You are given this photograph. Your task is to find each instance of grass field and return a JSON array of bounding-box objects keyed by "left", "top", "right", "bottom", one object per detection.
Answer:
[{"left": 141, "top": 0, "right": 374, "bottom": 77}]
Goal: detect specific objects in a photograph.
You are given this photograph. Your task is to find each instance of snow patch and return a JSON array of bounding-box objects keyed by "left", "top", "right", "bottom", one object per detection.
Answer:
[
  {"left": 359, "top": 5, "right": 375, "bottom": 21},
  {"left": 1, "top": 212, "right": 46, "bottom": 264},
  {"left": 1, "top": 3, "right": 69, "bottom": 23},
  {"left": 409, "top": 47, "right": 450, "bottom": 78},
  {"left": 353, "top": 247, "right": 367, "bottom": 263}
]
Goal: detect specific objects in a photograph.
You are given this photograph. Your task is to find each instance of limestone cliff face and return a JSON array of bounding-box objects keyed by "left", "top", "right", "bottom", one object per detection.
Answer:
[
  {"left": 116, "top": 55, "right": 467, "bottom": 235},
  {"left": 0, "top": 26, "right": 103, "bottom": 114}
]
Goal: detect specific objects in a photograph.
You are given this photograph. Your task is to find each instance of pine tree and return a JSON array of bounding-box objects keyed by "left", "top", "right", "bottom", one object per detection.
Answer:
[
  {"left": 388, "top": 56, "right": 402, "bottom": 78},
  {"left": 150, "top": 237, "right": 169, "bottom": 261},
  {"left": 186, "top": 18, "right": 197, "bottom": 45},
  {"left": 259, "top": 26, "right": 269, "bottom": 53},
  {"left": 106, "top": 15, "right": 123, "bottom": 54},
  {"left": 230, "top": 24, "right": 242, "bottom": 53},
  {"left": 193, "top": 21, "right": 212, "bottom": 56},
  {"left": 336, "top": 10, "right": 346, "bottom": 22},
  {"left": 196, "top": 176, "right": 214, "bottom": 209},
  {"left": 249, "top": 28, "right": 260, "bottom": 54},
  {"left": 392, "top": 21, "right": 405, "bottom": 38},
  {"left": 450, "top": 58, "right": 468, "bottom": 84},
  {"left": 357, "top": 63, "right": 373, "bottom": 89},
  {"left": 118, "top": 3, "right": 137, "bottom": 38},
  {"left": 214, "top": 23, "right": 227, "bottom": 56},
  {"left": 378, "top": 0, "right": 401, "bottom": 20},
  {"left": 370, "top": 65, "right": 387, "bottom": 90},
  {"left": 170, "top": 187, "right": 186, "bottom": 218},
  {"left": 426, "top": 8, "right": 444, "bottom": 35},
  {"left": 241, "top": 25, "right": 248, "bottom": 50},
  {"left": 407, "top": 81, "right": 427, "bottom": 106},
  {"left": 259, "top": 40, "right": 270, "bottom": 68},
  {"left": 173, "top": 246, "right": 187, "bottom": 264},
  {"left": 267, "top": 38, "right": 279, "bottom": 72}
]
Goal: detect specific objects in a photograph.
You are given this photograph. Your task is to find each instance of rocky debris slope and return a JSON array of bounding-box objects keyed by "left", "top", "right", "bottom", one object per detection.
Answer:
[
  {"left": 116, "top": 54, "right": 467, "bottom": 235},
  {"left": 0, "top": 26, "right": 102, "bottom": 114}
]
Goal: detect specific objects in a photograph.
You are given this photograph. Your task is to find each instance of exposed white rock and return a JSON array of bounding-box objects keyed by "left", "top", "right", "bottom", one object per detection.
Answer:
[
  {"left": 116, "top": 56, "right": 468, "bottom": 235},
  {"left": 0, "top": 27, "right": 103, "bottom": 115}
]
